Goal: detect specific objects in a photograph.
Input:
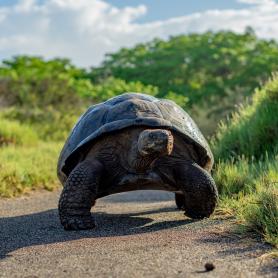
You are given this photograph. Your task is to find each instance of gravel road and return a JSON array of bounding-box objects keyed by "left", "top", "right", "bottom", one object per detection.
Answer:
[{"left": 0, "top": 190, "right": 277, "bottom": 277}]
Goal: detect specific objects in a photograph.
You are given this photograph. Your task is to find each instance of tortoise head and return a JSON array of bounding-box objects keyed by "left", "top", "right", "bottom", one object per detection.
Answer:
[{"left": 138, "top": 129, "right": 174, "bottom": 157}]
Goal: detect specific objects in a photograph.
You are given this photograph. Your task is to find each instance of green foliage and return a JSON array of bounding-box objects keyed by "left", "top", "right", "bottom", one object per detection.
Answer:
[
  {"left": 214, "top": 155, "right": 278, "bottom": 196},
  {"left": 213, "top": 75, "right": 278, "bottom": 160},
  {"left": 0, "top": 117, "right": 38, "bottom": 146},
  {"left": 92, "top": 30, "right": 278, "bottom": 103},
  {"left": 213, "top": 76, "right": 278, "bottom": 247},
  {"left": 0, "top": 142, "right": 61, "bottom": 197},
  {"left": 214, "top": 158, "right": 254, "bottom": 196},
  {"left": 86, "top": 77, "right": 159, "bottom": 102},
  {"left": 243, "top": 185, "right": 278, "bottom": 247},
  {"left": 1, "top": 107, "right": 81, "bottom": 141},
  {"left": 0, "top": 56, "right": 87, "bottom": 108},
  {"left": 215, "top": 156, "right": 278, "bottom": 247},
  {"left": 163, "top": 91, "right": 189, "bottom": 107},
  {"left": 90, "top": 30, "right": 278, "bottom": 134},
  {"left": 0, "top": 55, "right": 160, "bottom": 109},
  {"left": 0, "top": 56, "right": 160, "bottom": 141},
  {"left": 0, "top": 34, "right": 277, "bottom": 248},
  {"left": 0, "top": 55, "right": 163, "bottom": 197}
]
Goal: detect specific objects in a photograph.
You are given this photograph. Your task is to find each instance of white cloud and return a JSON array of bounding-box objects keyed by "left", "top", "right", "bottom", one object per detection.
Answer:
[{"left": 0, "top": 0, "right": 278, "bottom": 67}]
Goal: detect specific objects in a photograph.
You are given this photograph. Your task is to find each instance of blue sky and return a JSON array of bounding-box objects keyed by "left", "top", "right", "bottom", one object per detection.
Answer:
[
  {"left": 0, "top": 0, "right": 278, "bottom": 67},
  {"left": 106, "top": 0, "right": 250, "bottom": 23}
]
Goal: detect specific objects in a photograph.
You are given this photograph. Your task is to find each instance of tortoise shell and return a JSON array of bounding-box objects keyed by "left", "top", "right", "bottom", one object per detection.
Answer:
[{"left": 57, "top": 93, "right": 213, "bottom": 183}]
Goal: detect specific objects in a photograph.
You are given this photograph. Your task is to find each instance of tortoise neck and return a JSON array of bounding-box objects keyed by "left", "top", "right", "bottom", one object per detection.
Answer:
[{"left": 127, "top": 142, "right": 158, "bottom": 173}]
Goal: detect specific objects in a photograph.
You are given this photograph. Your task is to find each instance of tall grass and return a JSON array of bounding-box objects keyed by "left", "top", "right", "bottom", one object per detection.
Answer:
[
  {"left": 212, "top": 74, "right": 278, "bottom": 160},
  {"left": 0, "top": 57, "right": 277, "bottom": 248},
  {"left": 243, "top": 185, "right": 278, "bottom": 247},
  {"left": 213, "top": 75, "right": 278, "bottom": 247},
  {"left": 0, "top": 142, "right": 61, "bottom": 197}
]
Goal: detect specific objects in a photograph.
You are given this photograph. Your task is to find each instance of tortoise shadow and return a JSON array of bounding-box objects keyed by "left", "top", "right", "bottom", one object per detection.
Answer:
[{"left": 0, "top": 206, "right": 193, "bottom": 259}]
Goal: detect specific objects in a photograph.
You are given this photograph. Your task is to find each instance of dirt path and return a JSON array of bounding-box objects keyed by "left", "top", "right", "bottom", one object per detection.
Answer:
[{"left": 0, "top": 190, "right": 277, "bottom": 277}]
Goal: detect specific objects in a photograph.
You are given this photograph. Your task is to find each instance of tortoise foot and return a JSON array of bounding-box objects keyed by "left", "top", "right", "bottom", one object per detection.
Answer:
[
  {"left": 174, "top": 162, "right": 218, "bottom": 219},
  {"left": 183, "top": 186, "right": 218, "bottom": 219}
]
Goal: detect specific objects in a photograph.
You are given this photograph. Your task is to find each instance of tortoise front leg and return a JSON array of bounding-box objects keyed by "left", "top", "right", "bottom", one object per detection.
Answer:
[
  {"left": 174, "top": 161, "right": 218, "bottom": 219},
  {"left": 58, "top": 159, "right": 103, "bottom": 230},
  {"left": 175, "top": 193, "right": 186, "bottom": 210}
]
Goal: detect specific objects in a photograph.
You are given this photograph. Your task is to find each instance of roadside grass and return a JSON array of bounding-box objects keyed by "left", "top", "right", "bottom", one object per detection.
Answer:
[
  {"left": 0, "top": 67, "right": 277, "bottom": 250},
  {"left": 0, "top": 117, "right": 38, "bottom": 146},
  {"left": 1, "top": 107, "right": 80, "bottom": 142},
  {"left": 0, "top": 141, "right": 62, "bottom": 197},
  {"left": 212, "top": 73, "right": 278, "bottom": 161},
  {"left": 214, "top": 157, "right": 278, "bottom": 247},
  {"left": 213, "top": 75, "right": 278, "bottom": 247},
  {"left": 243, "top": 185, "right": 278, "bottom": 247}
]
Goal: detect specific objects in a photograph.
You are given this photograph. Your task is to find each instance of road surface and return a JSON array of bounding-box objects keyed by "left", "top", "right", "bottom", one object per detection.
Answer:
[{"left": 0, "top": 190, "right": 277, "bottom": 277}]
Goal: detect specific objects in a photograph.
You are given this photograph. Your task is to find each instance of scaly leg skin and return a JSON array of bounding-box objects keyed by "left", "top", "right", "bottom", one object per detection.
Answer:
[
  {"left": 174, "top": 161, "right": 218, "bottom": 219},
  {"left": 175, "top": 193, "right": 186, "bottom": 210},
  {"left": 58, "top": 159, "right": 103, "bottom": 230}
]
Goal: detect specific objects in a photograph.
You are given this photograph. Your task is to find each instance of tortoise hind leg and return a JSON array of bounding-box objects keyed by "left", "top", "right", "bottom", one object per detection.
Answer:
[
  {"left": 174, "top": 161, "right": 218, "bottom": 219},
  {"left": 58, "top": 159, "right": 103, "bottom": 230}
]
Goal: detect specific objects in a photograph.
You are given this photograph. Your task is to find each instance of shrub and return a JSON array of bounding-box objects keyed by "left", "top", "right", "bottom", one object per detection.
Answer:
[
  {"left": 1, "top": 107, "right": 81, "bottom": 141},
  {"left": 0, "top": 117, "right": 38, "bottom": 146},
  {"left": 91, "top": 30, "right": 278, "bottom": 106},
  {"left": 86, "top": 77, "right": 159, "bottom": 102},
  {"left": 90, "top": 30, "right": 278, "bottom": 134}
]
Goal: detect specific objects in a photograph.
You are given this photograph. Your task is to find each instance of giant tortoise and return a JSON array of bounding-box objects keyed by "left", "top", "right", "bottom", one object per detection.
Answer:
[{"left": 57, "top": 93, "right": 218, "bottom": 230}]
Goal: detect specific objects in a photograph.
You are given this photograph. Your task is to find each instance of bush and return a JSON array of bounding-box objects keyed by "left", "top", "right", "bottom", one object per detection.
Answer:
[
  {"left": 0, "top": 56, "right": 163, "bottom": 141},
  {"left": 1, "top": 107, "right": 81, "bottom": 141},
  {"left": 90, "top": 30, "right": 278, "bottom": 134},
  {"left": 85, "top": 77, "right": 159, "bottom": 102},
  {"left": 0, "top": 117, "right": 38, "bottom": 146},
  {"left": 91, "top": 30, "right": 278, "bottom": 106},
  {"left": 0, "top": 56, "right": 87, "bottom": 108}
]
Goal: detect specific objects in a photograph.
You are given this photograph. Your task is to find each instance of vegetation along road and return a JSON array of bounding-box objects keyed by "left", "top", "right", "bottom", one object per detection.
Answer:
[
  {"left": 0, "top": 30, "right": 277, "bottom": 276},
  {"left": 0, "top": 190, "right": 277, "bottom": 277}
]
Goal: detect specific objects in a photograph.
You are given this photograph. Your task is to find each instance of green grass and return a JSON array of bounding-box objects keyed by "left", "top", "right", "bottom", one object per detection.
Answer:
[
  {"left": 214, "top": 156, "right": 278, "bottom": 247},
  {"left": 0, "top": 142, "right": 62, "bottom": 197},
  {"left": 0, "top": 59, "right": 277, "bottom": 249},
  {"left": 1, "top": 107, "right": 80, "bottom": 141},
  {"left": 212, "top": 74, "right": 278, "bottom": 160},
  {"left": 212, "top": 75, "right": 278, "bottom": 247},
  {"left": 243, "top": 186, "right": 278, "bottom": 247},
  {"left": 0, "top": 117, "right": 38, "bottom": 146}
]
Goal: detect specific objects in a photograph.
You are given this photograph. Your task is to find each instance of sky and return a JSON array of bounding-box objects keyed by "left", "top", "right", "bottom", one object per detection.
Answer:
[{"left": 0, "top": 0, "right": 278, "bottom": 67}]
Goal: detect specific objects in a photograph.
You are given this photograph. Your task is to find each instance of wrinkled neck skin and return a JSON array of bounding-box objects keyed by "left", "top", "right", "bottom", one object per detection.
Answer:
[
  {"left": 125, "top": 128, "right": 174, "bottom": 173},
  {"left": 127, "top": 142, "right": 158, "bottom": 173}
]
